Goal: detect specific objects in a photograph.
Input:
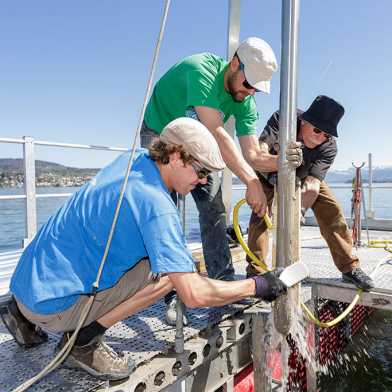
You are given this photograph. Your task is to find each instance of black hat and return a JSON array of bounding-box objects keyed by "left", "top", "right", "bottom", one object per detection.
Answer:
[{"left": 299, "top": 95, "right": 345, "bottom": 137}]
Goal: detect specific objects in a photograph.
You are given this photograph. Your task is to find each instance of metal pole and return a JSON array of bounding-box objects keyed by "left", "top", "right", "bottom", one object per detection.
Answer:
[
  {"left": 367, "top": 153, "right": 374, "bottom": 218},
  {"left": 252, "top": 309, "right": 272, "bottom": 392},
  {"left": 306, "top": 284, "right": 320, "bottom": 392},
  {"left": 175, "top": 194, "right": 186, "bottom": 353},
  {"left": 221, "top": 0, "right": 241, "bottom": 225},
  {"left": 357, "top": 168, "right": 362, "bottom": 246},
  {"left": 274, "top": 0, "right": 301, "bottom": 336},
  {"left": 360, "top": 182, "right": 370, "bottom": 244},
  {"left": 23, "top": 136, "right": 37, "bottom": 246}
]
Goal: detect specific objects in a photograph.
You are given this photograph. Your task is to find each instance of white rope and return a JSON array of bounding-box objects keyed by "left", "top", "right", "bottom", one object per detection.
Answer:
[{"left": 13, "top": 1, "right": 171, "bottom": 390}]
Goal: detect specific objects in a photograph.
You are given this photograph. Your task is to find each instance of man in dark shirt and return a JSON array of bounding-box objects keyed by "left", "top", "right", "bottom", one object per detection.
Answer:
[{"left": 246, "top": 95, "right": 374, "bottom": 290}]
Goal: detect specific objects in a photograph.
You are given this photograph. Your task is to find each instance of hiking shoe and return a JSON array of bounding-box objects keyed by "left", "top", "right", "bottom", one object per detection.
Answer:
[
  {"left": 58, "top": 333, "right": 135, "bottom": 380},
  {"left": 165, "top": 297, "right": 188, "bottom": 326},
  {"left": 342, "top": 267, "right": 375, "bottom": 291},
  {"left": 0, "top": 296, "right": 48, "bottom": 348}
]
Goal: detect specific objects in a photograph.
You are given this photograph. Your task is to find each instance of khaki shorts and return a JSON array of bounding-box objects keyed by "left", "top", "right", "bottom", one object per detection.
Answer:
[{"left": 17, "top": 258, "right": 152, "bottom": 332}]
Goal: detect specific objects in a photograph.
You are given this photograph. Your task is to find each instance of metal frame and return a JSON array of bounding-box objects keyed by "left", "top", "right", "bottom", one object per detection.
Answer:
[
  {"left": 98, "top": 306, "right": 266, "bottom": 392},
  {"left": 309, "top": 280, "right": 392, "bottom": 311},
  {"left": 0, "top": 136, "right": 127, "bottom": 245},
  {"left": 367, "top": 152, "right": 375, "bottom": 218},
  {"left": 22, "top": 137, "right": 37, "bottom": 243}
]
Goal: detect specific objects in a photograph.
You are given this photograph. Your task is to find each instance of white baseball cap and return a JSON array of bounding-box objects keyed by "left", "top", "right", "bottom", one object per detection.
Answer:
[
  {"left": 236, "top": 37, "right": 278, "bottom": 94},
  {"left": 160, "top": 117, "right": 226, "bottom": 172}
]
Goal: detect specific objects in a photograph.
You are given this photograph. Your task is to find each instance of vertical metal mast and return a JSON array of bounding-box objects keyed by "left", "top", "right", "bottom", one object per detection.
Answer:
[
  {"left": 274, "top": 0, "right": 301, "bottom": 336},
  {"left": 367, "top": 153, "right": 374, "bottom": 219},
  {"left": 222, "top": 0, "right": 241, "bottom": 225}
]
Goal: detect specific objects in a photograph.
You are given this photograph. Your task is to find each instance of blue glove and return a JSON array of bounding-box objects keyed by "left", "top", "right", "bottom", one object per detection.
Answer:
[{"left": 250, "top": 269, "right": 287, "bottom": 302}]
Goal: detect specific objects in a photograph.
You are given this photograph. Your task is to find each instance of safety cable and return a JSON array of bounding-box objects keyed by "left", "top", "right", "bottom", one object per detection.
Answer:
[
  {"left": 232, "top": 198, "right": 364, "bottom": 329},
  {"left": 13, "top": 2, "right": 172, "bottom": 391}
]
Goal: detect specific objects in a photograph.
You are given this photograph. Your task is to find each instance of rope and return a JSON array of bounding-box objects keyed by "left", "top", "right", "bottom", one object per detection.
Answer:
[
  {"left": 232, "top": 198, "right": 363, "bottom": 329},
  {"left": 13, "top": 2, "right": 172, "bottom": 390}
]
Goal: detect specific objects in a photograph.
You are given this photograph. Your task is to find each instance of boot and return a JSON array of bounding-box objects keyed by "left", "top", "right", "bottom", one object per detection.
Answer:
[
  {"left": 0, "top": 296, "right": 48, "bottom": 348},
  {"left": 57, "top": 333, "right": 135, "bottom": 380}
]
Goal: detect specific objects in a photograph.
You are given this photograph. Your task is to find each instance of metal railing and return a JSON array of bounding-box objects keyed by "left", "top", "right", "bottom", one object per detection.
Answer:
[
  {"left": 0, "top": 136, "right": 128, "bottom": 246},
  {"left": 1, "top": 136, "right": 391, "bottom": 249}
]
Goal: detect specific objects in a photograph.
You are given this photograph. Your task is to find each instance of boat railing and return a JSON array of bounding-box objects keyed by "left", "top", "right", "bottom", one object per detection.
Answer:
[
  {"left": 0, "top": 136, "right": 128, "bottom": 246},
  {"left": 1, "top": 136, "right": 391, "bottom": 248}
]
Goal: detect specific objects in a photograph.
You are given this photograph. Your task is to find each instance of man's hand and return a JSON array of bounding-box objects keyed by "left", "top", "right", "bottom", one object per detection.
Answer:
[
  {"left": 301, "top": 176, "right": 321, "bottom": 210},
  {"left": 286, "top": 141, "right": 303, "bottom": 168},
  {"left": 250, "top": 269, "right": 287, "bottom": 302},
  {"left": 245, "top": 178, "right": 267, "bottom": 217}
]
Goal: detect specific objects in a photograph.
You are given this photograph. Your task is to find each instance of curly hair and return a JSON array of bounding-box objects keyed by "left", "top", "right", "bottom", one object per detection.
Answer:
[{"left": 148, "top": 139, "right": 195, "bottom": 165}]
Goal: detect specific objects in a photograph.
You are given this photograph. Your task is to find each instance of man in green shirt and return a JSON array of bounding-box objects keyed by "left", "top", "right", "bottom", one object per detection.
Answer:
[{"left": 141, "top": 37, "right": 279, "bottom": 324}]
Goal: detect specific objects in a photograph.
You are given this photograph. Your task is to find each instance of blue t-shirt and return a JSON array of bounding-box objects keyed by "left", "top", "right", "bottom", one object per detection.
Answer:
[{"left": 10, "top": 150, "right": 196, "bottom": 315}]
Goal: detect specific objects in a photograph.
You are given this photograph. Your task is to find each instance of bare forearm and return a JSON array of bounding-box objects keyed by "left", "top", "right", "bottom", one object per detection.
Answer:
[
  {"left": 214, "top": 127, "right": 258, "bottom": 185},
  {"left": 301, "top": 176, "right": 321, "bottom": 210},
  {"left": 246, "top": 151, "right": 279, "bottom": 173},
  {"left": 170, "top": 273, "right": 256, "bottom": 308},
  {"left": 190, "top": 277, "right": 256, "bottom": 307},
  {"left": 239, "top": 137, "right": 279, "bottom": 173},
  {"left": 301, "top": 190, "right": 318, "bottom": 210}
]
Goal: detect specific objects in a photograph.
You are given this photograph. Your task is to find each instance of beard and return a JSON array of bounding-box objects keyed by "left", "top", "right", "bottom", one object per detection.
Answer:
[{"left": 227, "top": 72, "right": 245, "bottom": 102}]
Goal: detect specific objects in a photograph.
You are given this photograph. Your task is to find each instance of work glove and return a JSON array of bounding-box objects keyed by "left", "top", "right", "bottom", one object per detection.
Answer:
[
  {"left": 286, "top": 141, "right": 303, "bottom": 168},
  {"left": 250, "top": 269, "right": 287, "bottom": 302}
]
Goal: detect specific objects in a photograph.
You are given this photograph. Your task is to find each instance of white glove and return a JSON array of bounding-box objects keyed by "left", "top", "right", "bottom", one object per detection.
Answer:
[{"left": 286, "top": 141, "right": 303, "bottom": 168}]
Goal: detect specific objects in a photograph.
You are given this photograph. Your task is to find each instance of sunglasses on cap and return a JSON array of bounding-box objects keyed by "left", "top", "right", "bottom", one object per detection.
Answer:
[
  {"left": 313, "top": 127, "right": 331, "bottom": 139},
  {"left": 238, "top": 59, "right": 261, "bottom": 92},
  {"left": 190, "top": 161, "right": 211, "bottom": 180}
]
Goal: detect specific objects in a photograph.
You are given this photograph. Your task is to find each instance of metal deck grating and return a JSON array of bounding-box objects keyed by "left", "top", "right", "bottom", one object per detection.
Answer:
[
  {"left": 0, "top": 297, "right": 255, "bottom": 391},
  {"left": 300, "top": 227, "right": 392, "bottom": 292},
  {"left": 0, "top": 227, "right": 392, "bottom": 391}
]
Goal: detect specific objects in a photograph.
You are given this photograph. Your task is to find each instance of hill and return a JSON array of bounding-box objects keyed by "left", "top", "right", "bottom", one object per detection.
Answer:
[
  {"left": 325, "top": 167, "right": 392, "bottom": 183},
  {"left": 0, "top": 159, "right": 99, "bottom": 187},
  {"left": 233, "top": 166, "right": 392, "bottom": 185},
  {"left": 2, "top": 158, "right": 392, "bottom": 188}
]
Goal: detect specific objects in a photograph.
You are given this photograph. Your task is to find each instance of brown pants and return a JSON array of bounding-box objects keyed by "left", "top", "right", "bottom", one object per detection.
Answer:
[{"left": 247, "top": 179, "right": 359, "bottom": 275}]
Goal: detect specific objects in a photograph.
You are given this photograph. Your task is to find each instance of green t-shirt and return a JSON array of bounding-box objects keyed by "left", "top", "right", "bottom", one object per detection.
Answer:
[{"left": 144, "top": 52, "right": 258, "bottom": 137}]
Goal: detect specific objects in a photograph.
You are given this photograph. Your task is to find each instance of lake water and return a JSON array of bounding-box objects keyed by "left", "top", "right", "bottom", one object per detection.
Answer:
[
  {"left": 1, "top": 183, "right": 392, "bottom": 251},
  {"left": 0, "top": 184, "right": 391, "bottom": 391}
]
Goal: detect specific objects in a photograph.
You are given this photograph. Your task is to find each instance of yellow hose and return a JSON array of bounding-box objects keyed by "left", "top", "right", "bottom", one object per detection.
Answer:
[
  {"left": 233, "top": 198, "right": 362, "bottom": 328},
  {"left": 368, "top": 240, "right": 392, "bottom": 253},
  {"left": 233, "top": 199, "right": 271, "bottom": 272}
]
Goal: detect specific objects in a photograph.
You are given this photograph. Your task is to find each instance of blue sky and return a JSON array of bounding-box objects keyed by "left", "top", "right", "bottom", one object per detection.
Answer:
[{"left": 1, "top": 0, "right": 391, "bottom": 170}]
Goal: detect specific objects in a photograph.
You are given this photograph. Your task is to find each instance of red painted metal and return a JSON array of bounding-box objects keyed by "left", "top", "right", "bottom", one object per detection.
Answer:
[{"left": 233, "top": 301, "right": 372, "bottom": 391}]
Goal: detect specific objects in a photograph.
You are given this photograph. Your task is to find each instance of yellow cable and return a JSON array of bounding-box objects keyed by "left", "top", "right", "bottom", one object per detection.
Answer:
[
  {"left": 233, "top": 199, "right": 271, "bottom": 272},
  {"left": 368, "top": 240, "right": 392, "bottom": 253},
  {"left": 233, "top": 198, "right": 362, "bottom": 329}
]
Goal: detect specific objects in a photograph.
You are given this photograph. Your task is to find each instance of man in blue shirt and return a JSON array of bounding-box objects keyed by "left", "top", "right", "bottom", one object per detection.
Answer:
[{"left": 2, "top": 118, "right": 287, "bottom": 381}]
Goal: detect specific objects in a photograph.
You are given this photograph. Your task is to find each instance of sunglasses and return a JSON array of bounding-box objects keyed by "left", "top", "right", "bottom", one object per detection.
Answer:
[
  {"left": 190, "top": 161, "right": 211, "bottom": 179},
  {"left": 238, "top": 60, "right": 261, "bottom": 92},
  {"left": 313, "top": 128, "right": 331, "bottom": 139}
]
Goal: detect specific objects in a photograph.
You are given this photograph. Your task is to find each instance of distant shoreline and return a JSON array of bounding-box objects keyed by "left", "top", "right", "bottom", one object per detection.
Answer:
[{"left": 2, "top": 180, "right": 392, "bottom": 190}]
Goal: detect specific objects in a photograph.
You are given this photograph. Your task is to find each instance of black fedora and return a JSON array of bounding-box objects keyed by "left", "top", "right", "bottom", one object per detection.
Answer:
[{"left": 299, "top": 95, "right": 345, "bottom": 137}]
